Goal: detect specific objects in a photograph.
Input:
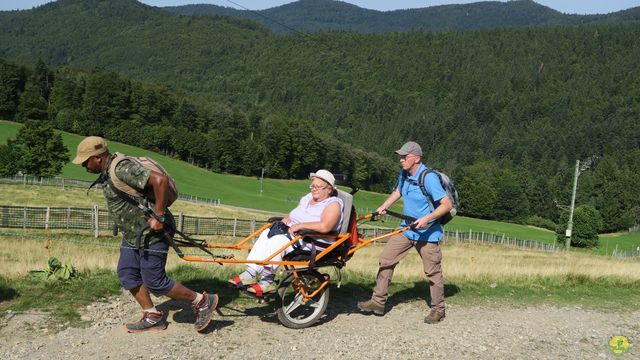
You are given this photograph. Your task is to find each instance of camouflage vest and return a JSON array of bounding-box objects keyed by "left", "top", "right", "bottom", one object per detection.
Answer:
[{"left": 102, "top": 156, "right": 171, "bottom": 247}]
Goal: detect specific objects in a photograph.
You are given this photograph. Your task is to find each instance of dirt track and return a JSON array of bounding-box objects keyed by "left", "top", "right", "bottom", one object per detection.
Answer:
[{"left": 1, "top": 289, "right": 638, "bottom": 359}]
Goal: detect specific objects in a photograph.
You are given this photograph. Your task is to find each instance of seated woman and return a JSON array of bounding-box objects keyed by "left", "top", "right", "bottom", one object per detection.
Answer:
[{"left": 229, "top": 169, "right": 344, "bottom": 295}]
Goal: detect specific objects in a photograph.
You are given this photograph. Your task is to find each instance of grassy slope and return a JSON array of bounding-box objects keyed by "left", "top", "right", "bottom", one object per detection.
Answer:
[
  {"left": 0, "top": 120, "right": 391, "bottom": 214},
  {"left": 3, "top": 120, "right": 638, "bottom": 252},
  {"left": 598, "top": 232, "right": 640, "bottom": 255}
]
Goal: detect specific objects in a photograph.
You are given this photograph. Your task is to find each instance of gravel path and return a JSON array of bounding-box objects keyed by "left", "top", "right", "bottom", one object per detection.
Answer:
[{"left": 1, "top": 290, "right": 638, "bottom": 359}]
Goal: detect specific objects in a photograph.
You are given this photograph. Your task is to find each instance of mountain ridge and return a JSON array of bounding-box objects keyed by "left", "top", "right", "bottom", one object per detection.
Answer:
[{"left": 163, "top": 0, "right": 640, "bottom": 33}]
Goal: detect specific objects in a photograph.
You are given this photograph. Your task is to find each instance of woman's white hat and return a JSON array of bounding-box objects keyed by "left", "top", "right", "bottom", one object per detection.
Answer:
[{"left": 310, "top": 169, "right": 336, "bottom": 188}]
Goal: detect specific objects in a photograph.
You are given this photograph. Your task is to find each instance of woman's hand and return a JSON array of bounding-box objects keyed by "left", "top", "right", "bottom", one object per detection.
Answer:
[{"left": 288, "top": 223, "right": 302, "bottom": 236}]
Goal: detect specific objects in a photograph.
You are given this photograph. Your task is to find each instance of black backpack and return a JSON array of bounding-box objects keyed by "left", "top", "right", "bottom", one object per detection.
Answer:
[{"left": 399, "top": 167, "right": 459, "bottom": 225}]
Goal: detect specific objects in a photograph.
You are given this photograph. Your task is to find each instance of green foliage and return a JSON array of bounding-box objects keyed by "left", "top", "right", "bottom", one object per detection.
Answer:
[
  {"left": 526, "top": 215, "right": 557, "bottom": 231},
  {"left": 0, "top": 270, "right": 121, "bottom": 322},
  {"left": 583, "top": 153, "right": 640, "bottom": 233},
  {"left": 1, "top": 1, "right": 640, "bottom": 229},
  {"left": 1, "top": 120, "right": 69, "bottom": 177},
  {"left": 29, "top": 257, "right": 78, "bottom": 281},
  {"left": 556, "top": 205, "right": 603, "bottom": 248},
  {"left": 16, "top": 79, "right": 48, "bottom": 121},
  {"left": 0, "top": 59, "right": 26, "bottom": 119},
  {"left": 0, "top": 143, "right": 21, "bottom": 176}
]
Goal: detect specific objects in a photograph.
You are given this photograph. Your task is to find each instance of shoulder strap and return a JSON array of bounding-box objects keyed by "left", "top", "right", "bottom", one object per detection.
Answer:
[
  {"left": 109, "top": 153, "right": 145, "bottom": 198},
  {"left": 418, "top": 167, "right": 436, "bottom": 211},
  {"left": 398, "top": 170, "right": 408, "bottom": 196}
]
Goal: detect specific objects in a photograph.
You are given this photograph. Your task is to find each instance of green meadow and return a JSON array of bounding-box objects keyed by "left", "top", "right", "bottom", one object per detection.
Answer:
[
  {"left": 0, "top": 120, "right": 393, "bottom": 214},
  {"left": 2, "top": 120, "right": 639, "bottom": 251}
]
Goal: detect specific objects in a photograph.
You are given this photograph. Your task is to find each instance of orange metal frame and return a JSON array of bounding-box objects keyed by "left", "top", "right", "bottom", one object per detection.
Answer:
[
  {"left": 179, "top": 213, "right": 411, "bottom": 301},
  {"left": 180, "top": 214, "right": 409, "bottom": 266}
]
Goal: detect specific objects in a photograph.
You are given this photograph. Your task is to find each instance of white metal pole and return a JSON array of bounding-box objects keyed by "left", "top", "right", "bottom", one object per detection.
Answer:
[{"left": 565, "top": 160, "right": 580, "bottom": 249}]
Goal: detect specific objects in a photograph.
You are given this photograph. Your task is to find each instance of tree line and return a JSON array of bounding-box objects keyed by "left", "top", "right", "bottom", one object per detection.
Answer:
[
  {"left": 2, "top": 57, "right": 639, "bottom": 241},
  {"left": 1, "top": 0, "right": 639, "bottom": 236},
  {"left": 0, "top": 58, "right": 395, "bottom": 193}
]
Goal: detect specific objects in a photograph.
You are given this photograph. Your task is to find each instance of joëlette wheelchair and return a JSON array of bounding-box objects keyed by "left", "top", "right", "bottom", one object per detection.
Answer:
[{"left": 175, "top": 188, "right": 414, "bottom": 329}]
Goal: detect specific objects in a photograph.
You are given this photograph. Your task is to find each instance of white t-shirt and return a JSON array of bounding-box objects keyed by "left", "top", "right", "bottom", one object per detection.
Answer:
[{"left": 288, "top": 193, "right": 344, "bottom": 245}]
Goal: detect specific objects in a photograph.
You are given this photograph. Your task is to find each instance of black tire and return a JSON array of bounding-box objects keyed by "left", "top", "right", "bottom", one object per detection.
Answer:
[{"left": 275, "top": 270, "right": 329, "bottom": 329}]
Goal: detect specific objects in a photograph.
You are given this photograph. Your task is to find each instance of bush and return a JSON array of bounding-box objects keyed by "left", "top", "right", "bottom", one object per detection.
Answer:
[
  {"left": 555, "top": 205, "right": 602, "bottom": 248},
  {"left": 526, "top": 215, "right": 557, "bottom": 231}
]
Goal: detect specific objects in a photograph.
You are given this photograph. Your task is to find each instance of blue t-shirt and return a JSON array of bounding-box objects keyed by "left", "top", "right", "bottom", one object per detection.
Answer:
[{"left": 395, "top": 163, "right": 447, "bottom": 242}]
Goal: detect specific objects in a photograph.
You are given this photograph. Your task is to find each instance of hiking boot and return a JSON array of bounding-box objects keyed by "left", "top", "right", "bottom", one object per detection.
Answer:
[
  {"left": 125, "top": 311, "right": 168, "bottom": 333},
  {"left": 193, "top": 292, "right": 219, "bottom": 333},
  {"left": 357, "top": 299, "right": 385, "bottom": 315},
  {"left": 424, "top": 309, "right": 445, "bottom": 324}
]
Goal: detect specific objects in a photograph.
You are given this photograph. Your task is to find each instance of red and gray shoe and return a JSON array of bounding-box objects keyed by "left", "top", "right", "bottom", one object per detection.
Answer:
[
  {"left": 125, "top": 311, "right": 168, "bottom": 332},
  {"left": 193, "top": 292, "right": 219, "bottom": 333}
]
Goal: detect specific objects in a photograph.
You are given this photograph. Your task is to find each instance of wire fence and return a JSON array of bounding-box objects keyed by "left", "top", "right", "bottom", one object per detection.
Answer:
[
  {"left": 0, "top": 203, "right": 566, "bottom": 255},
  {"left": 3, "top": 176, "right": 632, "bottom": 256}
]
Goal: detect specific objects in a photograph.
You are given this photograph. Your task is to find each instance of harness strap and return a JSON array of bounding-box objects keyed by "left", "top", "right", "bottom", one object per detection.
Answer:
[{"left": 98, "top": 164, "right": 216, "bottom": 258}]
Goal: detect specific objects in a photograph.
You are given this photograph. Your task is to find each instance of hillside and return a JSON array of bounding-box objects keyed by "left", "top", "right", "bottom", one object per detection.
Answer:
[
  {"left": 1, "top": 0, "right": 639, "bottom": 231},
  {"left": 164, "top": 0, "right": 640, "bottom": 34},
  {"left": 0, "top": 120, "right": 390, "bottom": 213}
]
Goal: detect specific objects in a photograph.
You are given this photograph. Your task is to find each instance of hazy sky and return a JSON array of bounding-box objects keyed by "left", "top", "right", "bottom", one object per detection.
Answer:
[{"left": 2, "top": 0, "right": 639, "bottom": 15}]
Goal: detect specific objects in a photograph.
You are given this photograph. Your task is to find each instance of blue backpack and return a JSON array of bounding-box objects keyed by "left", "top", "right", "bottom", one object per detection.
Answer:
[{"left": 400, "top": 167, "right": 459, "bottom": 225}]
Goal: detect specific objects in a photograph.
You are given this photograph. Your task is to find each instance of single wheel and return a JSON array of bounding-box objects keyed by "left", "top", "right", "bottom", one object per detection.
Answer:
[{"left": 276, "top": 270, "right": 329, "bottom": 329}]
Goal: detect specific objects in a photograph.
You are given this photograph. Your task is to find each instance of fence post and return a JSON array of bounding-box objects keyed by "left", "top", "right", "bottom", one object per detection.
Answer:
[
  {"left": 62, "top": 178, "right": 65, "bottom": 190},
  {"left": 196, "top": 217, "right": 200, "bottom": 235},
  {"left": 178, "top": 212, "right": 184, "bottom": 233},
  {"left": 66, "top": 207, "right": 71, "bottom": 229},
  {"left": 94, "top": 205, "right": 99, "bottom": 238},
  {"left": 233, "top": 218, "right": 237, "bottom": 237},
  {"left": 23, "top": 174, "right": 26, "bottom": 187},
  {"left": 250, "top": 219, "right": 256, "bottom": 234},
  {"left": 23, "top": 206, "right": 27, "bottom": 229},
  {"left": 45, "top": 206, "right": 50, "bottom": 230}
]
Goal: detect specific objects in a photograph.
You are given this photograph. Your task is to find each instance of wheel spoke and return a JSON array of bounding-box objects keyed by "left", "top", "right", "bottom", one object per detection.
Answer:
[
  {"left": 284, "top": 292, "right": 305, "bottom": 315},
  {"left": 277, "top": 271, "right": 329, "bottom": 328}
]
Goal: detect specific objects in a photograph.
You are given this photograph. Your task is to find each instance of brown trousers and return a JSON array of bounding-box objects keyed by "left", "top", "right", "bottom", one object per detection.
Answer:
[{"left": 371, "top": 233, "right": 445, "bottom": 313}]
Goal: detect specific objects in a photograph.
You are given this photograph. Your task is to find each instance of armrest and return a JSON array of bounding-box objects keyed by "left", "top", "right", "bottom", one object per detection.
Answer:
[{"left": 297, "top": 229, "right": 339, "bottom": 236}]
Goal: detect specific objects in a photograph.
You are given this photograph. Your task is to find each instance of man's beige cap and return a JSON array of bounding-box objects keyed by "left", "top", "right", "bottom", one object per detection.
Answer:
[{"left": 72, "top": 136, "right": 108, "bottom": 164}]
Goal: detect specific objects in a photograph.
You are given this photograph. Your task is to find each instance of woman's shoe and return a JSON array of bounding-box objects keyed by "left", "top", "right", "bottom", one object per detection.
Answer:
[
  {"left": 228, "top": 275, "right": 257, "bottom": 289},
  {"left": 246, "top": 282, "right": 277, "bottom": 297}
]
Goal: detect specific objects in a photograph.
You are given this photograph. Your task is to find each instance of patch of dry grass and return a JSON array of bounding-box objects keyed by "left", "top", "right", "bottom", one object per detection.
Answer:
[
  {"left": 3, "top": 230, "right": 639, "bottom": 283},
  {"left": 346, "top": 242, "right": 640, "bottom": 282},
  {"left": 0, "top": 231, "right": 246, "bottom": 278}
]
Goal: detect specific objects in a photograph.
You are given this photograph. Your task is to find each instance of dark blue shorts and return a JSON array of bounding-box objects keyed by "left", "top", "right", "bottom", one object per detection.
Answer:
[{"left": 117, "top": 238, "right": 175, "bottom": 297}]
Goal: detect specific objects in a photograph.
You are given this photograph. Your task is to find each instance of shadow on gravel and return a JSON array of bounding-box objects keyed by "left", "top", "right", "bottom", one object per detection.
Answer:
[
  {"left": 154, "top": 277, "right": 242, "bottom": 331},
  {"left": 0, "top": 284, "right": 18, "bottom": 302},
  {"left": 152, "top": 277, "right": 461, "bottom": 329},
  {"left": 385, "top": 281, "right": 460, "bottom": 312},
  {"left": 327, "top": 281, "right": 461, "bottom": 318}
]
